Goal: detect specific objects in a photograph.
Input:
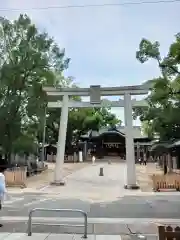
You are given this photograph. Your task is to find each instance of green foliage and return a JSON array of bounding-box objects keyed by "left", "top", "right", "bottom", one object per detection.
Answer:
[
  {"left": 0, "top": 14, "right": 69, "bottom": 160},
  {"left": 12, "top": 134, "right": 38, "bottom": 156},
  {"left": 46, "top": 106, "right": 121, "bottom": 145},
  {"left": 0, "top": 14, "right": 121, "bottom": 160},
  {"left": 136, "top": 39, "right": 161, "bottom": 63},
  {"left": 134, "top": 33, "right": 180, "bottom": 140}
]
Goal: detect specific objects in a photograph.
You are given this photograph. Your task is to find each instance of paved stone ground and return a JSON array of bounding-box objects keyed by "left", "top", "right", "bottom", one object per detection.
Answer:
[
  {"left": 38, "top": 162, "right": 142, "bottom": 201},
  {"left": 1, "top": 162, "right": 179, "bottom": 237},
  {"left": 0, "top": 232, "right": 123, "bottom": 239},
  {"left": 8, "top": 162, "right": 88, "bottom": 192},
  {"left": 0, "top": 232, "right": 160, "bottom": 239},
  {"left": 8, "top": 162, "right": 162, "bottom": 193},
  {"left": 36, "top": 162, "right": 165, "bottom": 197},
  {"left": 2, "top": 192, "right": 180, "bottom": 219},
  {"left": 0, "top": 232, "right": 161, "bottom": 240},
  {"left": 136, "top": 163, "right": 163, "bottom": 192},
  {"left": 0, "top": 232, "right": 159, "bottom": 239}
]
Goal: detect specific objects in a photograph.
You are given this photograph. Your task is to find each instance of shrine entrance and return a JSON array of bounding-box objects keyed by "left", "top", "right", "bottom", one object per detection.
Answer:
[
  {"left": 104, "top": 143, "right": 123, "bottom": 157},
  {"left": 93, "top": 130, "right": 126, "bottom": 158},
  {"left": 102, "top": 131, "right": 125, "bottom": 157},
  {"left": 43, "top": 84, "right": 149, "bottom": 189}
]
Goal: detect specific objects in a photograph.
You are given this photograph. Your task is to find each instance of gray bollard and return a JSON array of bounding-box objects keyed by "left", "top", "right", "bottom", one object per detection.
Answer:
[{"left": 99, "top": 167, "right": 104, "bottom": 176}]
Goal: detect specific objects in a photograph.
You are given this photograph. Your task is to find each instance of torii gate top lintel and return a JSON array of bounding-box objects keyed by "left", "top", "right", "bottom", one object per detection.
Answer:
[{"left": 43, "top": 84, "right": 149, "bottom": 96}]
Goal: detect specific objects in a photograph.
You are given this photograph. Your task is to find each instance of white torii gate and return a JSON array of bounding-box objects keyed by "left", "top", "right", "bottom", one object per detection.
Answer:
[{"left": 43, "top": 85, "right": 149, "bottom": 189}]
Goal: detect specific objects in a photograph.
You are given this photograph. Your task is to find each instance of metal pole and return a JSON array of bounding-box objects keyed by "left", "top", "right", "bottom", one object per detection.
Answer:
[
  {"left": 83, "top": 211, "right": 88, "bottom": 238},
  {"left": 41, "top": 107, "right": 47, "bottom": 162},
  {"left": 27, "top": 208, "right": 88, "bottom": 238}
]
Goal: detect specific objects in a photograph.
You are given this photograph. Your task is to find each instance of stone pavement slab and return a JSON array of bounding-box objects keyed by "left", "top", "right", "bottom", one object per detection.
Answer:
[
  {"left": 136, "top": 163, "right": 163, "bottom": 192},
  {"left": 0, "top": 233, "right": 121, "bottom": 240},
  {"left": 121, "top": 235, "right": 158, "bottom": 240},
  {"left": 42, "top": 163, "right": 142, "bottom": 202},
  {"left": 25, "top": 163, "right": 88, "bottom": 190},
  {"left": 2, "top": 194, "right": 180, "bottom": 219},
  {"left": 0, "top": 217, "right": 177, "bottom": 235}
]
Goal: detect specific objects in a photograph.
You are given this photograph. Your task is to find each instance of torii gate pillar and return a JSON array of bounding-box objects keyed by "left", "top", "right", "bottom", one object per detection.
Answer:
[
  {"left": 124, "top": 93, "right": 139, "bottom": 189},
  {"left": 51, "top": 94, "right": 69, "bottom": 185}
]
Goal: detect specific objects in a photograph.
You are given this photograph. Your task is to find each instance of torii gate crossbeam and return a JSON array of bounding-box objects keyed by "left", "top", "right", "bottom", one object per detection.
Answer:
[{"left": 48, "top": 99, "right": 148, "bottom": 108}]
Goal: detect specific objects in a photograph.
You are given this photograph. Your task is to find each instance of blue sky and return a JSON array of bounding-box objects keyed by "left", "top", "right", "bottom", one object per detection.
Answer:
[{"left": 2, "top": 0, "right": 180, "bottom": 124}]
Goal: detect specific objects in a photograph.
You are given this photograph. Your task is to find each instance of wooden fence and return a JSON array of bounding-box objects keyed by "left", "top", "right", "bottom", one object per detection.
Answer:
[
  {"left": 152, "top": 174, "right": 180, "bottom": 191},
  {"left": 4, "top": 167, "right": 27, "bottom": 188},
  {"left": 158, "top": 226, "right": 180, "bottom": 240}
]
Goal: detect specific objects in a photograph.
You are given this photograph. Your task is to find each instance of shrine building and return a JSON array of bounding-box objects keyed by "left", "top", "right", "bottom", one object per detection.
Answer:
[{"left": 80, "top": 126, "right": 152, "bottom": 160}]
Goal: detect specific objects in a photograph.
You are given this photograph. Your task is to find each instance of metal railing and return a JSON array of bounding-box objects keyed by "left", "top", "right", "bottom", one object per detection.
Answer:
[{"left": 27, "top": 208, "right": 88, "bottom": 238}]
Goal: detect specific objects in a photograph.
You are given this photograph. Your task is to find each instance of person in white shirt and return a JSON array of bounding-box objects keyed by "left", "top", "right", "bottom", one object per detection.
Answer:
[{"left": 0, "top": 166, "right": 7, "bottom": 228}]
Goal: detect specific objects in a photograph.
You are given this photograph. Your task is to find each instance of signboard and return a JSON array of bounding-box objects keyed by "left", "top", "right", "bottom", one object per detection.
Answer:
[
  {"left": 90, "top": 85, "right": 101, "bottom": 104},
  {"left": 103, "top": 142, "right": 121, "bottom": 148}
]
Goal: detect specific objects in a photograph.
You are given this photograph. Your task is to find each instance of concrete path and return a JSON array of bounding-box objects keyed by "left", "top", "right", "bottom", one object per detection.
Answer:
[
  {"left": 0, "top": 232, "right": 159, "bottom": 239},
  {"left": 136, "top": 163, "right": 162, "bottom": 192},
  {"left": 0, "top": 216, "right": 178, "bottom": 233},
  {"left": 42, "top": 162, "right": 141, "bottom": 202},
  {"left": 0, "top": 233, "right": 123, "bottom": 239},
  {"left": 25, "top": 163, "right": 88, "bottom": 190}
]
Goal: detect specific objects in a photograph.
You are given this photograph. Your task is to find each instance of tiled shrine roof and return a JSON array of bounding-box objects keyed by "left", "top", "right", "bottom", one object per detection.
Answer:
[{"left": 81, "top": 126, "right": 148, "bottom": 139}]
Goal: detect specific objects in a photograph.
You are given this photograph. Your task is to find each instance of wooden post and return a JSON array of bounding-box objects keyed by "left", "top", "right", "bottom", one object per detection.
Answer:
[
  {"left": 163, "top": 155, "right": 167, "bottom": 175},
  {"left": 158, "top": 225, "right": 180, "bottom": 240},
  {"left": 158, "top": 226, "right": 165, "bottom": 240}
]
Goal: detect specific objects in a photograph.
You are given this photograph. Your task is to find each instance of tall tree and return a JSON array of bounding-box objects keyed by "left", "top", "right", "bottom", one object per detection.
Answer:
[
  {"left": 0, "top": 14, "right": 69, "bottom": 160},
  {"left": 133, "top": 34, "right": 180, "bottom": 140}
]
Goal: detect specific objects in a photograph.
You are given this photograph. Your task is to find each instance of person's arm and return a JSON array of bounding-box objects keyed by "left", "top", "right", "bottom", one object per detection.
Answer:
[{"left": 2, "top": 175, "right": 7, "bottom": 193}]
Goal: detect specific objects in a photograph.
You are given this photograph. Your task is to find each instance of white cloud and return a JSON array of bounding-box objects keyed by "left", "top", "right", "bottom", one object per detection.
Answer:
[
  {"left": 1, "top": 0, "right": 180, "bottom": 123},
  {"left": 3, "top": 0, "right": 179, "bottom": 77}
]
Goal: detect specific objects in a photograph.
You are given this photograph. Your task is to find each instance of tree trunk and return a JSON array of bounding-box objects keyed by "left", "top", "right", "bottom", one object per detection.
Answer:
[
  {"left": 163, "top": 155, "right": 167, "bottom": 175},
  {"left": 167, "top": 153, "right": 172, "bottom": 173}
]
